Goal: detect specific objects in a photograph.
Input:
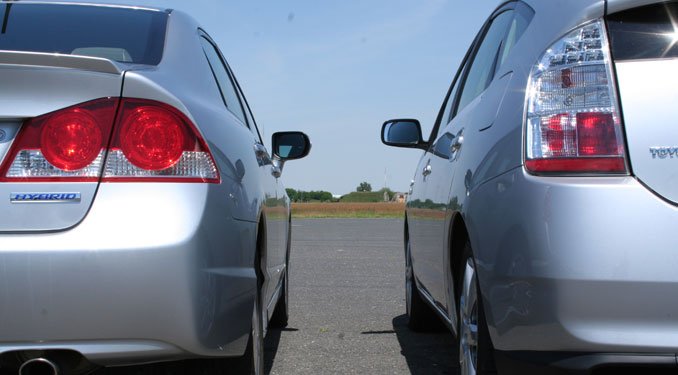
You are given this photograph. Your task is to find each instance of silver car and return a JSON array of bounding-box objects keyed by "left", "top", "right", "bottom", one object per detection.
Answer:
[
  {"left": 0, "top": 2, "right": 310, "bottom": 374},
  {"left": 383, "top": 0, "right": 678, "bottom": 373}
]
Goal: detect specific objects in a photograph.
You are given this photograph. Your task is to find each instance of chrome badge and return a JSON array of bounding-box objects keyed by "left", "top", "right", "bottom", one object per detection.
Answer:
[
  {"left": 10, "top": 192, "right": 81, "bottom": 204},
  {"left": 649, "top": 147, "right": 678, "bottom": 159}
]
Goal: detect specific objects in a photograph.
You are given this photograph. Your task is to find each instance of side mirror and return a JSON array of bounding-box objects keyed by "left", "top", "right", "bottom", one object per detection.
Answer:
[
  {"left": 272, "top": 131, "right": 311, "bottom": 161},
  {"left": 381, "top": 119, "right": 427, "bottom": 150}
]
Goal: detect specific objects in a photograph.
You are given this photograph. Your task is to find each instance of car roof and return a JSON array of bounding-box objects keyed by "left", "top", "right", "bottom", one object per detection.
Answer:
[{"left": 0, "top": 1, "right": 170, "bottom": 13}]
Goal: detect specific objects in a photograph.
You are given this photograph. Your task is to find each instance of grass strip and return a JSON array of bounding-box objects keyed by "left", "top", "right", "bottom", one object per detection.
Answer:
[{"left": 292, "top": 202, "right": 405, "bottom": 219}]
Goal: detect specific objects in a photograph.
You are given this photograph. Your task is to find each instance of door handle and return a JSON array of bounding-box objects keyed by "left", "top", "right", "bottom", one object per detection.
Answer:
[
  {"left": 422, "top": 163, "right": 432, "bottom": 177},
  {"left": 254, "top": 143, "right": 268, "bottom": 156},
  {"left": 451, "top": 135, "right": 464, "bottom": 152},
  {"left": 253, "top": 143, "right": 270, "bottom": 166}
]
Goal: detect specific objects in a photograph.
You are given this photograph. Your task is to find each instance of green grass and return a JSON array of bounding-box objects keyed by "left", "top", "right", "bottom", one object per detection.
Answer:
[{"left": 291, "top": 202, "right": 405, "bottom": 219}]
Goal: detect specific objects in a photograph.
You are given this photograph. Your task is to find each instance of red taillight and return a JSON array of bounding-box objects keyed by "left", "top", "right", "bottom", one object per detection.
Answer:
[
  {"left": 526, "top": 112, "right": 625, "bottom": 173},
  {"left": 576, "top": 112, "right": 618, "bottom": 156},
  {"left": 544, "top": 114, "right": 575, "bottom": 157},
  {"left": 119, "top": 106, "right": 185, "bottom": 171},
  {"left": 103, "top": 98, "right": 219, "bottom": 183},
  {"left": 41, "top": 109, "right": 103, "bottom": 171},
  {"left": 1, "top": 98, "right": 219, "bottom": 183},
  {"left": 0, "top": 98, "right": 118, "bottom": 182},
  {"left": 524, "top": 157, "right": 626, "bottom": 173}
]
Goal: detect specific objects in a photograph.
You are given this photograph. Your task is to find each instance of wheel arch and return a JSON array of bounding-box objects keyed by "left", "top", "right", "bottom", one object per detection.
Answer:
[
  {"left": 254, "top": 211, "right": 267, "bottom": 283},
  {"left": 403, "top": 213, "right": 410, "bottom": 257},
  {"left": 449, "top": 212, "right": 470, "bottom": 302}
]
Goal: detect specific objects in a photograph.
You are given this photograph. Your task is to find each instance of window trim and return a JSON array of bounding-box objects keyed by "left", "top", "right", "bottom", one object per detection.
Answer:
[
  {"left": 226, "top": 63, "right": 264, "bottom": 144},
  {"left": 429, "top": 1, "right": 533, "bottom": 145},
  {"left": 428, "top": 3, "right": 515, "bottom": 144},
  {"left": 198, "top": 30, "right": 249, "bottom": 128},
  {"left": 454, "top": 8, "right": 514, "bottom": 120}
]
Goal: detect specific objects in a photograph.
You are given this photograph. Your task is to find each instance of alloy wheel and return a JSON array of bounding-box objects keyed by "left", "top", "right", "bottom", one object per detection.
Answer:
[
  {"left": 459, "top": 258, "right": 478, "bottom": 375},
  {"left": 251, "top": 288, "right": 264, "bottom": 375}
]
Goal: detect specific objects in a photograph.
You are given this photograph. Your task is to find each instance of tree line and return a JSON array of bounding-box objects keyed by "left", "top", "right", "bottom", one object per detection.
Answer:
[
  {"left": 285, "top": 188, "right": 334, "bottom": 202},
  {"left": 287, "top": 181, "right": 399, "bottom": 203}
]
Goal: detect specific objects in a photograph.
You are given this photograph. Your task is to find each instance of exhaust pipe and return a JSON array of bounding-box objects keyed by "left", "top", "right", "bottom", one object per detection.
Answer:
[{"left": 19, "top": 358, "right": 59, "bottom": 375}]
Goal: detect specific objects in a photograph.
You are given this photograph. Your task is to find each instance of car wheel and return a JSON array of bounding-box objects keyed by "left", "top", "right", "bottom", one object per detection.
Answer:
[
  {"left": 458, "top": 243, "right": 496, "bottom": 375},
  {"left": 405, "top": 239, "right": 440, "bottom": 331},
  {"left": 229, "top": 277, "right": 264, "bottom": 375},
  {"left": 269, "top": 264, "right": 289, "bottom": 328}
]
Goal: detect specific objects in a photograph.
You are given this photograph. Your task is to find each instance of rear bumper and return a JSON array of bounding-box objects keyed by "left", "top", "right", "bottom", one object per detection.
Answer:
[
  {"left": 468, "top": 168, "right": 678, "bottom": 356},
  {"left": 0, "top": 184, "right": 257, "bottom": 366},
  {"left": 495, "top": 351, "right": 678, "bottom": 375}
]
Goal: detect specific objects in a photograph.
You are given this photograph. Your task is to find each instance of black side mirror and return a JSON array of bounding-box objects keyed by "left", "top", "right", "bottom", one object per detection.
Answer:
[
  {"left": 272, "top": 131, "right": 311, "bottom": 161},
  {"left": 381, "top": 119, "right": 427, "bottom": 150}
]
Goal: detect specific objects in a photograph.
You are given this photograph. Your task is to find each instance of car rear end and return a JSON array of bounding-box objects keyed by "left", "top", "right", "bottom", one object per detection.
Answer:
[
  {"left": 0, "top": 3, "right": 254, "bottom": 373},
  {"left": 468, "top": 0, "right": 678, "bottom": 373}
]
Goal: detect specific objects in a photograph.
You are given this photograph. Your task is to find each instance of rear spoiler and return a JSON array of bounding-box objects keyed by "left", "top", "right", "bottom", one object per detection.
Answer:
[{"left": 0, "top": 50, "right": 122, "bottom": 74}]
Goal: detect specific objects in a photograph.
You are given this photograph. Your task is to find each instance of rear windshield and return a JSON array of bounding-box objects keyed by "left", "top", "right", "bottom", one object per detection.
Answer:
[
  {"left": 0, "top": 4, "right": 167, "bottom": 65},
  {"left": 607, "top": 2, "right": 678, "bottom": 61}
]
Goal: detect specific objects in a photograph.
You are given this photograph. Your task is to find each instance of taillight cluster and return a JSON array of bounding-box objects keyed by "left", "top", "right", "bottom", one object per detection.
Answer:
[
  {"left": 525, "top": 20, "right": 627, "bottom": 174},
  {"left": 0, "top": 98, "right": 219, "bottom": 183}
]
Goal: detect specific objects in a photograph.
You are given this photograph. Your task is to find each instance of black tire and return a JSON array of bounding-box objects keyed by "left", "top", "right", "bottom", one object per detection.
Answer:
[
  {"left": 457, "top": 242, "right": 496, "bottom": 375},
  {"left": 268, "top": 266, "right": 289, "bottom": 328},
  {"left": 405, "top": 239, "right": 442, "bottom": 331},
  {"left": 270, "top": 228, "right": 291, "bottom": 329},
  {"left": 231, "top": 281, "right": 264, "bottom": 375}
]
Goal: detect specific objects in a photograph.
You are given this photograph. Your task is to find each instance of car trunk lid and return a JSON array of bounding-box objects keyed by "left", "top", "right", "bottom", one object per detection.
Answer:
[
  {"left": 0, "top": 54, "right": 123, "bottom": 232},
  {"left": 607, "top": 2, "right": 678, "bottom": 204}
]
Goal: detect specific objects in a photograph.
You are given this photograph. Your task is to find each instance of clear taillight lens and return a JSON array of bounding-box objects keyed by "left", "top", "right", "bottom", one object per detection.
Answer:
[{"left": 525, "top": 19, "right": 627, "bottom": 174}]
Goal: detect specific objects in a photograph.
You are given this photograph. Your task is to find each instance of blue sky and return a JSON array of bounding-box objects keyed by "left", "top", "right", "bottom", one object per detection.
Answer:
[{"left": 54, "top": 0, "right": 502, "bottom": 194}]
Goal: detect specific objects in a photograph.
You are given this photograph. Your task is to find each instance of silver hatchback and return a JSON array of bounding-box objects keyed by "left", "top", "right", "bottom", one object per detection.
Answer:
[
  {"left": 383, "top": 0, "right": 678, "bottom": 373},
  {"left": 0, "top": 2, "right": 309, "bottom": 374}
]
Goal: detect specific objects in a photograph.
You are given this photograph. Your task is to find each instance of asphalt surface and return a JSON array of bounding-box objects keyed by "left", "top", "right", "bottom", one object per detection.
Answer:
[{"left": 264, "top": 218, "right": 457, "bottom": 374}]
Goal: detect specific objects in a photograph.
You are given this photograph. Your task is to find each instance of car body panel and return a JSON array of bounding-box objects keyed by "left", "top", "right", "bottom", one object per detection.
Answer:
[
  {"left": 0, "top": 183, "right": 256, "bottom": 363},
  {"left": 121, "top": 9, "right": 289, "bottom": 325},
  {"left": 469, "top": 168, "right": 678, "bottom": 352},
  {"left": 615, "top": 59, "right": 678, "bottom": 204}
]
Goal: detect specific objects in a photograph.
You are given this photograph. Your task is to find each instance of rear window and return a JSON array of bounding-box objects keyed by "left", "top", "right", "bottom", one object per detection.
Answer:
[
  {"left": 607, "top": 2, "right": 678, "bottom": 61},
  {"left": 0, "top": 4, "right": 167, "bottom": 65}
]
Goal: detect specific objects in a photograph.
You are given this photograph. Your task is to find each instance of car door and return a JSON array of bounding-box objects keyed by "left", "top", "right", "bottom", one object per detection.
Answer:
[
  {"left": 200, "top": 36, "right": 282, "bottom": 308},
  {"left": 407, "top": 61, "right": 468, "bottom": 312},
  {"left": 410, "top": 8, "right": 516, "bottom": 315},
  {"left": 230, "top": 65, "right": 289, "bottom": 315},
  {"left": 443, "top": 5, "right": 533, "bottom": 317}
]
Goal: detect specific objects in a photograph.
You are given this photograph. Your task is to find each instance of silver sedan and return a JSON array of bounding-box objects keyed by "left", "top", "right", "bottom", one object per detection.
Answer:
[{"left": 0, "top": 2, "right": 309, "bottom": 374}]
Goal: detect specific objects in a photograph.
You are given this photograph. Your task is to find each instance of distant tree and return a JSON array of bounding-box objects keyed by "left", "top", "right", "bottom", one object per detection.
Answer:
[
  {"left": 286, "top": 188, "right": 298, "bottom": 202},
  {"left": 356, "top": 182, "right": 372, "bottom": 192},
  {"left": 317, "top": 191, "right": 333, "bottom": 202},
  {"left": 286, "top": 188, "right": 333, "bottom": 202}
]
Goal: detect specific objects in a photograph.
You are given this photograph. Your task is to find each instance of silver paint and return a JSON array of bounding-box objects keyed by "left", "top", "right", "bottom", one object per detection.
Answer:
[{"left": 0, "top": 3, "right": 305, "bottom": 369}]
